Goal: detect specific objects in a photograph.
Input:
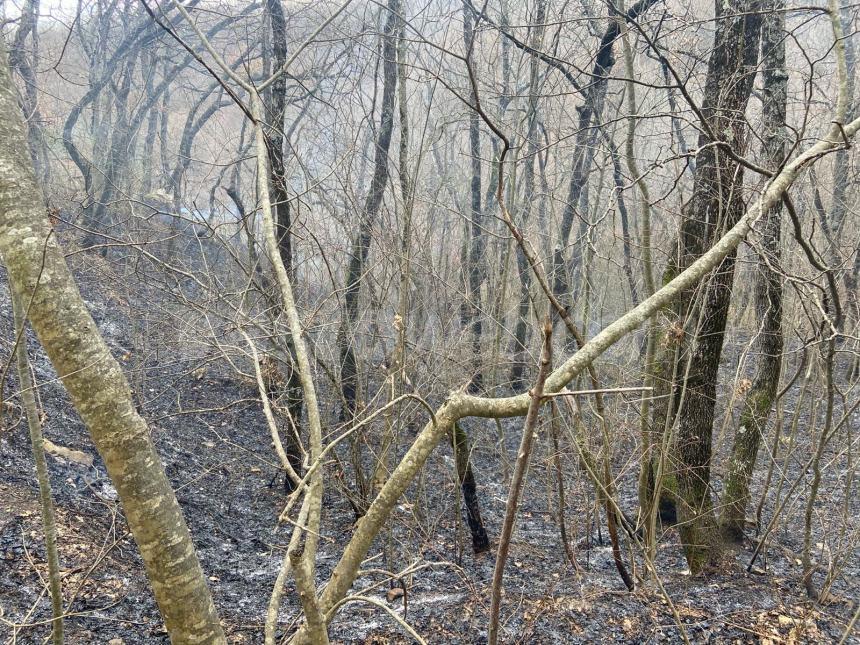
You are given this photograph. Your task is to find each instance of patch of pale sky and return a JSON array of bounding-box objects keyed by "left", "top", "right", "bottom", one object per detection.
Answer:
[{"left": 4, "top": 0, "right": 323, "bottom": 23}]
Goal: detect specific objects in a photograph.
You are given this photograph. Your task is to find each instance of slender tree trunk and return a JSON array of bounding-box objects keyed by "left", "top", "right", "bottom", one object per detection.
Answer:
[
  {"left": 0, "top": 41, "right": 225, "bottom": 644},
  {"left": 461, "top": 0, "right": 485, "bottom": 393},
  {"left": 550, "top": 0, "right": 658, "bottom": 320},
  {"left": 338, "top": 0, "right": 398, "bottom": 420},
  {"left": 8, "top": 0, "right": 48, "bottom": 184},
  {"left": 336, "top": 0, "right": 399, "bottom": 514},
  {"left": 265, "top": 0, "right": 305, "bottom": 492},
  {"left": 721, "top": 0, "right": 786, "bottom": 541},
  {"left": 510, "top": 0, "right": 546, "bottom": 391},
  {"left": 13, "top": 291, "right": 64, "bottom": 645}
]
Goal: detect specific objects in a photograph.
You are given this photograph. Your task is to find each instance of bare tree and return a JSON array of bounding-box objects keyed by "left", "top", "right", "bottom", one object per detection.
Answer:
[
  {"left": 721, "top": 0, "right": 787, "bottom": 541},
  {"left": 650, "top": 0, "right": 764, "bottom": 572},
  {"left": 0, "top": 39, "right": 224, "bottom": 643}
]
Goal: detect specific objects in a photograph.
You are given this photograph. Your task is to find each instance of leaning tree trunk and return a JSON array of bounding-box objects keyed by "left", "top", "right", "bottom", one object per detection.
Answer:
[
  {"left": 0, "top": 42, "right": 225, "bottom": 644},
  {"left": 720, "top": 0, "right": 786, "bottom": 541},
  {"left": 659, "top": 0, "right": 763, "bottom": 572}
]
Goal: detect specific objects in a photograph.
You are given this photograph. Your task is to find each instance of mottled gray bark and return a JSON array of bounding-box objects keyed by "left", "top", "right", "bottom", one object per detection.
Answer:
[{"left": 0, "top": 41, "right": 225, "bottom": 644}]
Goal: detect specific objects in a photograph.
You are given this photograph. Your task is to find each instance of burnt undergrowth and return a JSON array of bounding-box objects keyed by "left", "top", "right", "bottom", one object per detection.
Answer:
[{"left": 0, "top": 249, "right": 857, "bottom": 644}]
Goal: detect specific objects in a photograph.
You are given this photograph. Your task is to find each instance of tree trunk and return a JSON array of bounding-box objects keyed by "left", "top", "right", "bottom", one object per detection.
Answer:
[
  {"left": 450, "top": 423, "right": 490, "bottom": 553},
  {"left": 0, "top": 41, "right": 225, "bottom": 644},
  {"left": 663, "top": 0, "right": 763, "bottom": 572},
  {"left": 461, "top": 0, "right": 485, "bottom": 393},
  {"left": 265, "top": 0, "right": 305, "bottom": 491},
  {"left": 13, "top": 290, "right": 64, "bottom": 644},
  {"left": 336, "top": 0, "right": 399, "bottom": 513},
  {"left": 720, "top": 0, "right": 786, "bottom": 542},
  {"left": 510, "top": 0, "right": 546, "bottom": 391}
]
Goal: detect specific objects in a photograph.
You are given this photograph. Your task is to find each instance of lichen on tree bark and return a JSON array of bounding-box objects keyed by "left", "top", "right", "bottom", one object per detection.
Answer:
[{"left": 0, "top": 40, "right": 225, "bottom": 645}]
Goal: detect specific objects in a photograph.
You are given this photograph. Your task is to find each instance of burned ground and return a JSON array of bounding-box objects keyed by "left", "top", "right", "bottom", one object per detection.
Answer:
[{"left": 0, "top": 254, "right": 857, "bottom": 644}]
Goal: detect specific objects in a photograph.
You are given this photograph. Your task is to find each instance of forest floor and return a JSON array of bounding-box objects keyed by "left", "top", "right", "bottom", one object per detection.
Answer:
[{"left": 0, "top": 252, "right": 858, "bottom": 644}]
